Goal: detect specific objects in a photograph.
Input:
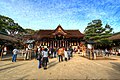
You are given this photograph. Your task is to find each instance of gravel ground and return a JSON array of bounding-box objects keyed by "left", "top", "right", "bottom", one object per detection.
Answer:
[{"left": 0, "top": 54, "right": 120, "bottom": 80}]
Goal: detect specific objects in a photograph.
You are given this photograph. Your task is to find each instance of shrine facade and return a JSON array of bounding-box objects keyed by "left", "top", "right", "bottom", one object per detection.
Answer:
[{"left": 33, "top": 25, "right": 84, "bottom": 48}]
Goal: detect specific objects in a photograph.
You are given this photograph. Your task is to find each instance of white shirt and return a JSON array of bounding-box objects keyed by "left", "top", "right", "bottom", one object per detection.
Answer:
[
  {"left": 4, "top": 47, "right": 7, "bottom": 51},
  {"left": 26, "top": 48, "right": 28, "bottom": 51},
  {"left": 64, "top": 50, "right": 68, "bottom": 58},
  {"left": 13, "top": 49, "right": 19, "bottom": 54},
  {"left": 38, "top": 48, "right": 40, "bottom": 51},
  {"left": 42, "top": 51, "right": 48, "bottom": 57},
  {"left": 67, "top": 50, "right": 71, "bottom": 55},
  {"left": 118, "top": 49, "right": 120, "bottom": 53},
  {"left": 105, "top": 49, "right": 108, "bottom": 52}
]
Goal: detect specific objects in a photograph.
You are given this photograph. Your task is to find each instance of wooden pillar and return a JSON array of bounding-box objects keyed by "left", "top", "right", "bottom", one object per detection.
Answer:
[
  {"left": 55, "top": 41, "right": 56, "bottom": 47},
  {"left": 65, "top": 41, "right": 66, "bottom": 48},
  {"left": 48, "top": 41, "right": 49, "bottom": 47},
  {"left": 66, "top": 41, "right": 68, "bottom": 48},
  {"left": 0, "top": 51, "right": 3, "bottom": 61},
  {"left": 49, "top": 41, "right": 51, "bottom": 47},
  {"left": 57, "top": 40, "right": 59, "bottom": 48},
  {"left": 43, "top": 41, "right": 44, "bottom": 46},
  {"left": 50, "top": 41, "right": 52, "bottom": 48},
  {"left": 59, "top": 40, "right": 61, "bottom": 47},
  {"left": 59, "top": 40, "right": 60, "bottom": 48},
  {"left": 51, "top": 41, "right": 52, "bottom": 48},
  {"left": 60, "top": 40, "right": 62, "bottom": 47},
  {"left": 67, "top": 41, "right": 69, "bottom": 47},
  {"left": 53, "top": 41, "right": 54, "bottom": 48},
  {"left": 40, "top": 42, "right": 41, "bottom": 46},
  {"left": 64, "top": 41, "right": 66, "bottom": 47},
  {"left": 77, "top": 41, "right": 79, "bottom": 46},
  {"left": 62, "top": 41, "right": 64, "bottom": 47}
]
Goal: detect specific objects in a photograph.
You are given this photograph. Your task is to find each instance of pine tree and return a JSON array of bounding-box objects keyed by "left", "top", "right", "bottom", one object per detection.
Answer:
[
  {"left": 84, "top": 19, "right": 113, "bottom": 48},
  {"left": 0, "top": 15, "right": 25, "bottom": 35}
]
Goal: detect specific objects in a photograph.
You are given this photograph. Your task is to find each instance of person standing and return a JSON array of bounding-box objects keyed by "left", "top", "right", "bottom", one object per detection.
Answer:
[
  {"left": 3, "top": 46, "right": 7, "bottom": 55},
  {"left": 105, "top": 48, "right": 109, "bottom": 56},
  {"left": 37, "top": 47, "right": 42, "bottom": 69},
  {"left": 53, "top": 48, "right": 57, "bottom": 58},
  {"left": 42, "top": 48, "right": 49, "bottom": 70},
  {"left": 67, "top": 48, "right": 71, "bottom": 60},
  {"left": 64, "top": 48, "right": 68, "bottom": 61},
  {"left": 50, "top": 47, "right": 54, "bottom": 58},
  {"left": 57, "top": 48, "right": 64, "bottom": 62},
  {"left": 70, "top": 47, "right": 73, "bottom": 57},
  {"left": 25, "top": 47, "right": 29, "bottom": 60},
  {"left": 12, "top": 47, "right": 19, "bottom": 62}
]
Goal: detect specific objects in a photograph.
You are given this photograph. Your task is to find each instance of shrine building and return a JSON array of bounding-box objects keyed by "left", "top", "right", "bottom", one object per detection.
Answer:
[{"left": 33, "top": 25, "right": 84, "bottom": 49}]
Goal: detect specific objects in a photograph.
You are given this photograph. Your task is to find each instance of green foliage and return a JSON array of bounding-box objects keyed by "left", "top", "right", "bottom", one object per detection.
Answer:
[
  {"left": 24, "top": 28, "right": 35, "bottom": 35},
  {"left": 84, "top": 19, "right": 113, "bottom": 46},
  {"left": 0, "top": 15, "right": 25, "bottom": 35}
]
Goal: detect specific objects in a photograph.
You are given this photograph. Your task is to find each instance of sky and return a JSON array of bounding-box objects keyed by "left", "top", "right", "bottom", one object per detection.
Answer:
[{"left": 0, "top": 0, "right": 120, "bottom": 33}]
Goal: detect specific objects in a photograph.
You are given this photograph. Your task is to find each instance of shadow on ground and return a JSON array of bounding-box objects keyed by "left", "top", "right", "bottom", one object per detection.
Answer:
[
  {"left": 110, "top": 62, "right": 120, "bottom": 72},
  {"left": 1, "top": 58, "right": 35, "bottom": 61},
  {"left": 79, "top": 55, "right": 117, "bottom": 60},
  {"left": 48, "top": 60, "right": 59, "bottom": 69},
  {"left": 0, "top": 63, "right": 26, "bottom": 71},
  {"left": 17, "top": 75, "right": 30, "bottom": 80},
  {"left": 0, "top": 62, "right": 14, "bottom": 67}
]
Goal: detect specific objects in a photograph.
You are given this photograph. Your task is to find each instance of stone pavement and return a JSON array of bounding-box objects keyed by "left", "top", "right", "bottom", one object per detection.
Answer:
[{"left": 0, "top": 54, "right": 120, "bottom": 80}]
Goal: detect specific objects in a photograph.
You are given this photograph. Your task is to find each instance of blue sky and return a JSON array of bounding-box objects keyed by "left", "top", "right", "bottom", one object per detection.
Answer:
[{"left": 0, "top": 0, "right": 120, "bottom": 33}]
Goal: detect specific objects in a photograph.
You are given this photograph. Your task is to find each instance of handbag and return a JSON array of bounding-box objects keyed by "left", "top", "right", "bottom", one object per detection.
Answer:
[{"left": 3, "top": 52, "right": 7, "bottom": 55}]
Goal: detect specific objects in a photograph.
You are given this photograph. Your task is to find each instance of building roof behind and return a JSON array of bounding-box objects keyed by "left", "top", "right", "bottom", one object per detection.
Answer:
[
  {"left": 0, "top": 33, "right": 17, "bottom": 42},
  {"left": 33, "top": 25, "right": 84, "bottom": 39},
  {"left": 109, "top": 33, "right": 120, "bottom": 40}
]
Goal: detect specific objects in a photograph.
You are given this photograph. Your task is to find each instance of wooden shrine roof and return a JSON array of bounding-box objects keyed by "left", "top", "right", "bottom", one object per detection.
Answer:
[
  {"left": 0, "top": 33, "right": 17, "bottom": 42},
  {"left": 33, "top": 25, "right": 84, "bottom": 40},
  {"left": 108, "top": 33, "right": 120, "bottom": 40}
]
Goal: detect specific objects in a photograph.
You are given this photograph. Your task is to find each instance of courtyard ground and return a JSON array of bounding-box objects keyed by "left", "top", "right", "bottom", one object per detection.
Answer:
[{"left": 0, "top": 54, "right": 120, "bottom": 79}]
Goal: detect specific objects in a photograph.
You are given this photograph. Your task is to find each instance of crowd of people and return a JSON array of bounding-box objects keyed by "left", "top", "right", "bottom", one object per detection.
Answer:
[
  {"left": 0, "top": 45, "right": 75, "bottom": 70},
  {"left": 35, "top": 46, "right": 73, "bottom": 70},
  {"left": 1, "top": 43, "right": 120, "bottom": 70}
]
